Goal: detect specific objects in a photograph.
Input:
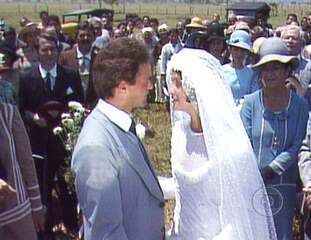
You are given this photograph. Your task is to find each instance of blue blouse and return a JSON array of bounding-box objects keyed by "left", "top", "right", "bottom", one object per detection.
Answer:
[
  {"left": 221, "top": 64, "right": 259, "bottom": 105},
  {"left": 240, "top": 90, "right": 309, "bottom": 184}
]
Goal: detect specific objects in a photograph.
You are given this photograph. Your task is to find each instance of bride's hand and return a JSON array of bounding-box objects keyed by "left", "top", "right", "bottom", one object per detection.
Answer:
[
  {"left": 170, "top": 70, "right": 193, "bottom": 113},
  {"left": 170, "top": 86, "right": 193, "bottom": 113},
  {"left": 170, "top": 70, "right": 202, "bottom": 132}
]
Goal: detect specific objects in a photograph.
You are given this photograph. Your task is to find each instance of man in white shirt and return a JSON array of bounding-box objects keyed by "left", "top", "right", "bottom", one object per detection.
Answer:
[
  {"left": 281, "top": 25, "right": 311, "bottom": 97},
  {"left": 72, "top": 37, "right": 165, "bottom": 240}
]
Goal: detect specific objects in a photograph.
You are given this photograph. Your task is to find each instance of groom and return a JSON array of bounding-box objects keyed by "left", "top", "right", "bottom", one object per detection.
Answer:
[{"left": 71, "top": 37, "right": 165, "bottom": 240}]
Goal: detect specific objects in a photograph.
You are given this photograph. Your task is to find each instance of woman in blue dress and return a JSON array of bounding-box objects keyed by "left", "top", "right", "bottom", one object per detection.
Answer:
[
  {"left": 240, "top": 37, "right": 309, "bottom": 240},
  {"left": 221, "top": 30, "right": 259, "bottom": 106}
]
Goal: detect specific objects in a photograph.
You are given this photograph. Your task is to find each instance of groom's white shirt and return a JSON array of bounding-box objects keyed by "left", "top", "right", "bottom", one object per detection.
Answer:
[{"left": 97, "top": 99, "right": 132, "bottom": 132}]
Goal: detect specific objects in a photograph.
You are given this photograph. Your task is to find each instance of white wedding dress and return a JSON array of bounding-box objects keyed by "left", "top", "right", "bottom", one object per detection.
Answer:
[
  {"left": 170, "top": 111, "right": 227, "bottom": 240},
  {"left": 164, "top": 48, "right": 277, "bottom": 240}
]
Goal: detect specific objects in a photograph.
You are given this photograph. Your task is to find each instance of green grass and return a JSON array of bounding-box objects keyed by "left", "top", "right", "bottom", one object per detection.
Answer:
[
  {"left": 134, "top": 103, "right": 174, "bottom": 230},
  {"left": 2, "top": 2, "right": 311, "bottom": 30},
  {"left": 135, "top": 104, "right": 171, "bottom": 176}
]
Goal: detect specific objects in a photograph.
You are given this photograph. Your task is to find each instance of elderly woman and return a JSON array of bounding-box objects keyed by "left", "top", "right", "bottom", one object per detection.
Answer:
[
  {"left": 221, "top": 30, "right": 259, "bottom": 106},
  {"left": 240, "top": 37, "right": 309, "bottom": 240},
  {"left": 0, "top": 103, "right": 44, "bottom": 239}
]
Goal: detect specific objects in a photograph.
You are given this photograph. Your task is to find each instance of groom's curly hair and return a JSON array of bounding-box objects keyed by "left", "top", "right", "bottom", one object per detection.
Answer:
[{"left": 93, "top": 37, "right": 150, "bottom": 98}]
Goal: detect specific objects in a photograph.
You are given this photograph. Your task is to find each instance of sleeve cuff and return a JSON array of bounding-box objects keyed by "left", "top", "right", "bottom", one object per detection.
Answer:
[
  {"left": 27, "top": 184, "right": 40, "bottom": 190},
  {"left": 269, "top": 161, "right": 285, "bottom": 176},
  {"left": 157, "top": 176, "right": 176, "bottom": 200},
  {"left": 32, "top": 205, "right": 43, "bottom": 212}
]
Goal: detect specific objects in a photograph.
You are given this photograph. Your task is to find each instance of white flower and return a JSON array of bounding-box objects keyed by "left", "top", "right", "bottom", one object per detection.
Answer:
[
  {"left": 76, "top": 106, "right": 85, "bottom": 113},
  {"left": 73, "top": 112, "right": 82, "bottom": 119},
  {"left": 68, "top": 101, "right": 84, "bottom": 111},
  {"left": 61, "top": 113, "right": 71, "bottom": 119},
  {"left": 65, "top": 144, "right": 72, "bottom": 151},
  {"left": 62, "top": 118, "right": 74, "bottom": 128},
  {"left": 53, "top": 126, "right": 63, "bottom": 135},
  {"left": 136, "top": 123, "right": 146, "bottom": 140}
]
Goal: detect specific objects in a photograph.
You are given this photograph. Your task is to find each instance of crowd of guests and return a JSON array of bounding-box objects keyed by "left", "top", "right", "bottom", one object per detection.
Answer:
[{"left": 0, "top": 8, "right": 311, "bottom": 240}]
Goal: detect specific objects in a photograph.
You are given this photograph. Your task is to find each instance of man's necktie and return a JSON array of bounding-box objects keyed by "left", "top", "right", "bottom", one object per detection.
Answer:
[
  {"left": 129, "top": 119, "right": 137, "bottom": 136},
  {"left": 80, "top": 56, "right": 89, "bottom": 75},
  {"left": 45, "top": 72, "right": 52, "bottom": 94}
]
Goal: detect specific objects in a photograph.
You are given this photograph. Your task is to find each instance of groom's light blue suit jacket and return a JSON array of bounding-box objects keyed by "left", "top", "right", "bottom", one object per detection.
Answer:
[{"left": 71, "top": 105, "right": 165, "bottom": 240}]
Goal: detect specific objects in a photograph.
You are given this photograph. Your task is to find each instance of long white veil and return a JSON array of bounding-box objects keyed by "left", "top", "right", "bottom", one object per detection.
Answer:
[{"left": 167, "top": 48, "right": 277, "bottom": 239}]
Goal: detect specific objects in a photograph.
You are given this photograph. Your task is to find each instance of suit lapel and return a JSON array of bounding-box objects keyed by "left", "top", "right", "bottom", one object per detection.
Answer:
[
  {"left": 96, "top": 110, "right": 163, "bottom": 201},
  {"left": 53, "top": 65, "right": 66, "bottom": 96},
  {"left": 123, "top": 135, "right": 163, "bottom": 200},
  {"left": 32, "top": 66, "right": 46, "bottom": 100}
]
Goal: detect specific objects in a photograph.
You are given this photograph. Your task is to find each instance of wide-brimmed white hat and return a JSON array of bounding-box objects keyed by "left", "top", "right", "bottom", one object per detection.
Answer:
[
  {"left": 252, "top": 37, "right": 299, "bottom": 69},
  {"left": 142, "top": 27, "right": 153, "bottom": 34},
  {"left": 158, "top": 23, "right": 168, "bottom": 32}
]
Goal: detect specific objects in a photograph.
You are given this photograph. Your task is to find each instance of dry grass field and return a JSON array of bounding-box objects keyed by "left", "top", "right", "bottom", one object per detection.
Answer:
[{"left": 0, "top": 1, "right": 307, "bottom": 239}]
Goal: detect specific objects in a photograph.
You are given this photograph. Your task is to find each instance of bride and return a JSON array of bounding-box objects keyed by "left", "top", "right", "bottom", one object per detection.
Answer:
[{"left": 162, "top": 44, "right": 277, "bottom": 239}]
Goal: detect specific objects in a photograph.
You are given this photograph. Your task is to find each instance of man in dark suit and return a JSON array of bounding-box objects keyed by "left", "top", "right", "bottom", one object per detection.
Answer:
[
  {"left": 19, "top": 32, "right": 83, "bottom": 239},
  {"left": 59, "top": 21, "right": 98, "bottom": 108}
]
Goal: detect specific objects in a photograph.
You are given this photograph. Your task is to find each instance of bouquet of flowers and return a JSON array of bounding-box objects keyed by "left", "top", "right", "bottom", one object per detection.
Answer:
[{"left": 53, "top": 101, "right": 89, "bottom": 190}]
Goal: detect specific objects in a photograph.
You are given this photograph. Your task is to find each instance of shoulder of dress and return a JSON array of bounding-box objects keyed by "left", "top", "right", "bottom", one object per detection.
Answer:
[
  {"left": 241, "top": 91, "right": 262, "bottom": 112},
  {"left": 291, "top": 91, "right": 308, "bottom": 105},
  {"left": 244, "top": 90, "right": 260, "bottom": 101}
]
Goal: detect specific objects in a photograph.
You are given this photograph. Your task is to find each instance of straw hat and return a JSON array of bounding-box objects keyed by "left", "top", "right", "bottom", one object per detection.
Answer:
[
  {"left": 18, "top": 22, "right": 40, "bottom": 43},
  {"left": 252, "top": 37, "right": 266, "bottom": 55},
  {"left": 186, "top": 17, "right": 207, "bottom": 29},
  {"left": 235, "top": 21, "right": 250, "bottom": 33},
  {"left": 252, "top": 37, "right": 298, "bottom": 69}
]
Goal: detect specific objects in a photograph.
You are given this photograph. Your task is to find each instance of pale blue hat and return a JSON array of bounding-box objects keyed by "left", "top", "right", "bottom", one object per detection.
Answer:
[
  {"left": 252, "top": 37, "right": 299, "bottom": 69},
  {"left": 228, "top": 30, "right": 252, "bottom": 52}
]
